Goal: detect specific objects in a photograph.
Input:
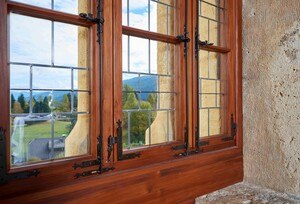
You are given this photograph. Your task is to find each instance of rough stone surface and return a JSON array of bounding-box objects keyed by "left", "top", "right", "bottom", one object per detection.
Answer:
[
  {"left": 243, "top": 0, "right": 300, "bottom": 195},
  {"left": 195, "top": 183, "right": 300, "bottom": 204}
]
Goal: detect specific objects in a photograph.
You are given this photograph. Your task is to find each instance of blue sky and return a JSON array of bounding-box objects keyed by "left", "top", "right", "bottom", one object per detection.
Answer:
[{"left": 10, "top": 0, "right": 161, "bottom": 86}]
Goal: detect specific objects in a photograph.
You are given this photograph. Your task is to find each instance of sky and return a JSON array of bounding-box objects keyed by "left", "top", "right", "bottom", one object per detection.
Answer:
[{"left": 10, "top": 0, "right": 172, "bottom": 88}]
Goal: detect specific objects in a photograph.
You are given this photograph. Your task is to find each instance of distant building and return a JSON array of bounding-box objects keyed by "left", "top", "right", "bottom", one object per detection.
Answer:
[{"left": 28, "top": 137, "right": 66, "bottom": 161}]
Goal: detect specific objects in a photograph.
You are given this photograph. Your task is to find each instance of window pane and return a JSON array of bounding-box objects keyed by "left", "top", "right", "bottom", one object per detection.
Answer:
[
  {"left": 32, "top": 67, "right": 72, "bottom": 90},
  {"left": 9, "top": 14, "right": 91, "bottom": 166},
  {"left": 122, "top": 35, "right": 176, "bottom": 149},
  {"left": 10, "top": 0, "right": 91, "bottom": 15},
  {"left": 199, "top": 51, "right": 226, "bottom": 137},
  {"left": 199, "top": 0, "right": 226, "bottom": 47},
  {"left": 122, "top": 0, "right": 176, "bottom": 36},
  {"left": 10, "top": 14, "right": 52, "bottom": 64}
]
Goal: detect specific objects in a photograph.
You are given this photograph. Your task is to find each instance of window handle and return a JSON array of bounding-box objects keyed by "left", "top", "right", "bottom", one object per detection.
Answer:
[{"left": 198, "top": 40, "right": 214, "bottom": 47}]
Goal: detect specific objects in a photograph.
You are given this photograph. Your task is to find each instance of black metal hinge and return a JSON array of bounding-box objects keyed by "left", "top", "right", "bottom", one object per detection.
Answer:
[
  {"left": 79, "top": 0, "right": 104, "bottom": 43},
  {"left": 172, "top": 127, "right": 188, "bottom": 151},
  {"left": 107, "top": 120, "right": 141, "bottom": 162},
  {"left": 0, "top": 127, "right": 40, "bottom": 184},
  {"left": 74, "top": 136, "right": 114, "bottom": 179},
  {"left": 222, "top": 114, "right": 237, "bottom": 141},
  {"left": 177, "top": 24, "right": 190, "bottom": 57}
]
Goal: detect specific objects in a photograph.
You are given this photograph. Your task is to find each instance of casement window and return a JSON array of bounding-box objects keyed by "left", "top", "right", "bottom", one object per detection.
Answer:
[{"left": 0, "top": 0, "right": 241, "bottom": 183}]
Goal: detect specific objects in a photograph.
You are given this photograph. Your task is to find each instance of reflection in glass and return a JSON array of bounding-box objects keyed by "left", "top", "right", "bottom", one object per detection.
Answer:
[
  {"left": 199, "top": 0, "right": 226, "bottom": 46},
  {"left": 199, "top": 51, "right": 225, "bottom": 137}
]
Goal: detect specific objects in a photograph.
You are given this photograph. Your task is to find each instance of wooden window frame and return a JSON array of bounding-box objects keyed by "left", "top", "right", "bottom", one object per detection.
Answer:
[
  {"left": 109, "top": 0, "right": 187, "bottom": 170},
  {"left": 0, "top": 0, "right": 101, "bottom": 182},
  {"left": 190, "top": 0, "right": 241, "bottom": 153},
  {"left": 0, "top": 0, "right": 242, "bottom": 188}
]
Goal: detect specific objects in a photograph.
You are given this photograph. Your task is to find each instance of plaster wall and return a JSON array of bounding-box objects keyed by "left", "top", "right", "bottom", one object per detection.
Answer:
[{"left": 243, "top": 0, "right": 300, "bottom": 195}]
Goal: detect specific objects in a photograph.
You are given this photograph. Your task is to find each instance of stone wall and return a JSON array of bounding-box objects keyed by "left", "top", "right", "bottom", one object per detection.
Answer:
[{"left": 243, "top": 0, "right": 300, "bottom": 195}]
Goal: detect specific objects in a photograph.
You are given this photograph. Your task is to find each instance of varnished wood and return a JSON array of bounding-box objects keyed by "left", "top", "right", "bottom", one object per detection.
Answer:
[
  {"left": 0, "top": 0, "right": 243, "bottom": 202},
  {"left": 122, "top": 26, "right": 180, "bottom": 44},
  {"left": 199, "top": 45, "right": 231, "bottom": 53},
  {"left": 8, "top": 1, "right": 93, "bottom": 27},
  {"left": 0, "top": 148, "right": 243, "bottom": 203}
]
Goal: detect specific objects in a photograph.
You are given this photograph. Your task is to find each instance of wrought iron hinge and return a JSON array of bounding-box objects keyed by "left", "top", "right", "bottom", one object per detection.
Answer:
[
  {"left": 195, "top": 27, "right": 199, "bottom": 58},
  {"left": 79, "top": 0, "right": 104, "bottom": 43},
  {"left": 177, "top": 24, "right": 190, "bottom": 57},
  {"left": 195, "top": 127, "right": 210, "bottom": 149},
  {"left": 0, "top": 127, "right": 40, "bottom": 184},
  {"left": 172, "top": 127, "right": 188, "bottom": 151},
  {"left": 74, "top": 136, "right": 114, "bottom": 178},
  {"left": 107, "top": 120, "right": 141, "bottom": 162},
  {"left": 222, "top": 114, "right": 237, "bottom": 141}
]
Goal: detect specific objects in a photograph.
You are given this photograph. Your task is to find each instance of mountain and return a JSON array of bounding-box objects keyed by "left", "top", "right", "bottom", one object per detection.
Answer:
[
  {"left": 123, "top": 75, "right": 157, "bottom": 100},
  {"left": 11, "top": 91, "right": 69, "bottom": 103},
  {"left": 11, "top": 76, "right": 157, "bottom": 102}
]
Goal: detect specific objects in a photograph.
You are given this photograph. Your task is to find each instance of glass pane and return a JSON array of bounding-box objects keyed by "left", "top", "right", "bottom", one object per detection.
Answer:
[
  {"left": 10, "top": 91, "right": 30, "bottom": 114},
  {"left": 129, "top": 36, "right": 149, "bottom": 73},
  {"left": 9, "top": 13, "right": 91, "bottom": 166},
  {"left": 10, "top": 14, "right": 52, "bottom": 64},
  {"left": 54, "top": 23, "right": 89, "bottom": 67},
  {"left": 199, "top": 0, "right": 226, "bottom": 46},
  {"left": 10, "top": 65, "right": 30, "bottom": 89},
  {"left": 32, "top": 67, "right": 71, "bottom": 90},
  {"left": 122, "top": 0, "right": 176, "bottom": 35},
  {"left": 74, "top": 69, "right": 90, "bottom": 91},
  {"left": 199, "top": 51, "right": 226, "bottom": 137},
  {"left": 122, "top": 35, "right": 176, "bottom": 149},
  {"left": 10, "top": 0, "right": 91, "bottom": 15}
]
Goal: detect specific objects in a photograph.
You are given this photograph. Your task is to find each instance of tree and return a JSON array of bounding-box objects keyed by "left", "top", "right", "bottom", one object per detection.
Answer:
[
  {"left": 12, "top": 102, "right": 23, "bottom": 113},
  {"left": 58, "top": 94, "right": 71, "bottom": 112},
  {"left": 17, "top": 94, "right": 26, "bottom": 111},
  {"left": 147, "top": 93, "right": 157, "bottom": 109},
  {"left": 32, "top": 97, "right": 50, "bottom": 113},
  {"left": 11, "top": 94, "right": 16, "bottom": 110}
]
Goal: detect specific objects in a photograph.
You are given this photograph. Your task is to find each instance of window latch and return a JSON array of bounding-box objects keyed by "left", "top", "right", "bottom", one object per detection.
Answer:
[
  {"left": 198, "top": 40, "right": 214, "bottom": 47},
  {"left": 79, "top": 0, "right": 104, "bottom": 44},
  {"left": 177, "top": 24, "right": 190, "bottom": 56},
  {"left": 74, "top": 136, "right": 114, "bottom": 179},
  {"left": 0, "top": 127, "right": 40, "bottom": 184},
  {"left": 107, "top": 120, "right": 141, "bottom": 162}
]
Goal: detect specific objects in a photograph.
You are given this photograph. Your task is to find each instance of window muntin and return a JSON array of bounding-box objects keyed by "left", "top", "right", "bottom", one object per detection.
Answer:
[
  {"left": 10, "top": 0, "right": 91, "bottom": 15},
  {"left": 9, "top": 13, "right": 91, "bottom": 166}
]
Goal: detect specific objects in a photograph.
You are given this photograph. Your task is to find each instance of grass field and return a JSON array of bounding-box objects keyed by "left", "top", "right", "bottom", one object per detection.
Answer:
[{"left": 11, "top": 120, "right": 71, "bottom": 164}]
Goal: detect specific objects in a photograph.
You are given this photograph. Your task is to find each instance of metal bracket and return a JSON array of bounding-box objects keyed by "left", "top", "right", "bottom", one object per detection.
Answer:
[
  {"left": 107, "top": 120, "right": 141, "bottom": 162},
  {"left": 0, "top": 127, "right": 40, "bottom": 184},
  {"left": 74, "top": 136, "right": 114, "bottom": 178},
  {"left": 172, "top": 127, "right": 188, "bottom": 151},
  {"left": 73, "top": 160, "right": 100, "bottom": 170},
  {"left": 177, "top": 25, "right": 190, "bottom": 57},
  {"left": 79, "top": 0, "right": 104, "bottom": 43},
  {"left": 222, "top": 114, "right": 237, "bottom": 141}
]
